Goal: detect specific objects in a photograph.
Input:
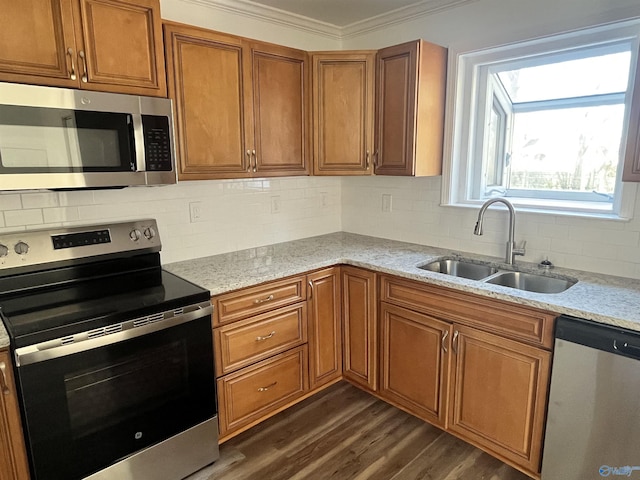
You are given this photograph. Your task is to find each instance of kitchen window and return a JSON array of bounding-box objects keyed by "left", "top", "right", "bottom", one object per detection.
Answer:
[{"left": 444, "top": 21, "right": 640, "bottom": 218}]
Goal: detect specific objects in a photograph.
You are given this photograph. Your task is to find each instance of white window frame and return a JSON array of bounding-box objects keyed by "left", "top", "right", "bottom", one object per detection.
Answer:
[{"left": 442, "top": 20, "right": 640, "bottom": 219}]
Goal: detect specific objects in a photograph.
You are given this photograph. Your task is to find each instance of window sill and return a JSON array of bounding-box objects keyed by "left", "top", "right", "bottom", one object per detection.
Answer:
[{"left": 441, "top": 200, "right": 633, "bottom": 222}]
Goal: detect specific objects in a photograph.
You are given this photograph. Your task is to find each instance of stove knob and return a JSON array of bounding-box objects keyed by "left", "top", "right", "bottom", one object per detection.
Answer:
[
  {"left": 129, "top": 229, "right": 142, "bottom": 242},
  {"left": 0, "top": 244, "right": 8, "bottom": 257},
  {"left": 143, "top": 227, "right": 156, "bottom": 240},
  {"left": 14, "top": 241, "right": 29, "bottom": 255}
]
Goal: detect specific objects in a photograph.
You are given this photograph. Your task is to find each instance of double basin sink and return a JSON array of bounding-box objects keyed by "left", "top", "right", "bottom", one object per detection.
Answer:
[{"left": 419, "top": 258, "right": 576, "bottom": 294}]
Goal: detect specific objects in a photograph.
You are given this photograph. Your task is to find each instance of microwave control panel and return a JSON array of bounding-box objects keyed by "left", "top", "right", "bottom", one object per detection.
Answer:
[{"left": 142, "top": 115, "right": 172, "bottom": 171}]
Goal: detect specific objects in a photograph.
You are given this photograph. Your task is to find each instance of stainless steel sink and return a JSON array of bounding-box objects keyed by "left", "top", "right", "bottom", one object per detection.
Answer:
[
  {"left": 419, "top": 259, "right": 499, "bottom": 281},
  {"left": 484, "top": 271, "right": 576, "bottom": 294}
]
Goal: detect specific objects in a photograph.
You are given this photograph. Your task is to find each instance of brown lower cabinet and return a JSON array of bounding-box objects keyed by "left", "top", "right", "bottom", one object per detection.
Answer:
[
  {"left": 448, "top": 325, "right": 550, "bottom": 475},
  {"left": 378, "top": 274, "right": 554, "bottom": 478},
  {"left": 379, "top": 302, "right": 450, "bottom": 429},
  {"left": 341, "top": 266, "right": 377, "bottom": 391},
  {"left": 0, "top": 350, "right": 30, "bottom": 480},
  {"left": 212, "top": 268, "right": 552, "bottom": 478},
  {"left": 307, "top": 268, "right": 342, "bottom": 389}
]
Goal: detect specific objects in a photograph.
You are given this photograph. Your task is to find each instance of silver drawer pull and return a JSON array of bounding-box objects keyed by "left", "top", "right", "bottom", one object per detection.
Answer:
[
  {"left": 0, "top": 362, "right": 10, "bottom": 395},
  {"left": 257, "top": 381, "right": 277, "bottom": 392},
  {"left": 256, "top": 331, "right": 276, "bottom": 341},
  {"left": 254, "top": 294, "right": 274, "bottom": 304}
]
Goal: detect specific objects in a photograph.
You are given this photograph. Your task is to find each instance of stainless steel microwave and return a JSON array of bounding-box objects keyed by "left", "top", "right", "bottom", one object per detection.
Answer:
[{"left": 0, "top": 82, "right": 176, "bottom": 190}]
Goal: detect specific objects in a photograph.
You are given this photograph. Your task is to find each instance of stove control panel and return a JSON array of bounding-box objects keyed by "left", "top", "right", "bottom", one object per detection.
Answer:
[{"left": 0, "top": 219, "right": 161, "bottom": 273}]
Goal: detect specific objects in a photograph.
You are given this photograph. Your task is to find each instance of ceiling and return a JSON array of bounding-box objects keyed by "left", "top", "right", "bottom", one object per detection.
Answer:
[{"left": 243, "top": 0, "right": 441, "bottom": 27}]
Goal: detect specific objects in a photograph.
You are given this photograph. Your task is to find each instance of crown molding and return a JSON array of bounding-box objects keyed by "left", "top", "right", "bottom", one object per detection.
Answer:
[
  {"left": 181, "top": 0, "right": 342, "bottom": 39},
  {"left": 181, "top": 0, "right": 478, "bottom": 41},
  {"left": 341, "top": 0, "right": 479, "bottom": 39}
]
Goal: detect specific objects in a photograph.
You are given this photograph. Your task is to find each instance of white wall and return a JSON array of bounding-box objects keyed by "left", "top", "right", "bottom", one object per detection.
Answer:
[
  {"left": 339, "top": 0, "right": 640, "bottom": 279},
  {"left": 0, "top": 177, "right": 341, "bottom": 264}
]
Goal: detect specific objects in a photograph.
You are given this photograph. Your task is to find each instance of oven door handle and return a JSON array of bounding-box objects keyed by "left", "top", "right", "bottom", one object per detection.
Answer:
[{"left": 14, "top": 302, "right": 213, "bottom": 367}]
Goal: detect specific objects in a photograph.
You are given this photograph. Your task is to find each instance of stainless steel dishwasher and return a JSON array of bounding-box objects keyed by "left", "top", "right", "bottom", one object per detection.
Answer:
[{"left": 542, "top": 315, "right": 640, "bottom": 479}]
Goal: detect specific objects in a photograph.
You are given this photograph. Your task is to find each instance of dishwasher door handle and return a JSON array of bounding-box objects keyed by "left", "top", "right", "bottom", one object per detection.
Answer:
[{"left": 613, "top": 339, "right": 640, "bottom": 355}]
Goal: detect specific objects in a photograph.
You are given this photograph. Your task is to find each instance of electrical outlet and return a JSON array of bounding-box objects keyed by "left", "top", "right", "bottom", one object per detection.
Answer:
[
  {"left": 271, "top": 195, "right": 281, "bottom": 214},
  {"left": 382, "top": 194, "right": 392, "bottom": 213},
  {"left": 189, "top": 201, "right": 203, "bottom": 223},
  {"left": 321, "top": 192, "right": 328, "bottom": 209}
]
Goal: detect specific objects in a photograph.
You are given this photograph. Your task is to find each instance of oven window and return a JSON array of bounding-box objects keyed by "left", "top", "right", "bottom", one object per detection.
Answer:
[
  {"left": 65, "top": 340, "right": 188, "bottom": 439},
  {"left": 0, "top": 105, "right": 135, "bottom": 173}
]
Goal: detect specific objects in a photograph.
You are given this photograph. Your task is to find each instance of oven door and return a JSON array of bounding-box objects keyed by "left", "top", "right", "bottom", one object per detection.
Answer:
[{"left": 14, "top": 304, "right": 217, "bottom": 480}]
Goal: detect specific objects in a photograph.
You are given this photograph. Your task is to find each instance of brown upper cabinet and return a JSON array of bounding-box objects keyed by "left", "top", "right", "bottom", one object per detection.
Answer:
[
  {"left": 0, "top": 0, "right": 167, "bottom": 96},
  {"left": 164, "top": 22, "right": 310, "bottom": 180},
  {"left": 623, "top": 51, "right": 640, "bottom": 181},
  {"left": 374, "top": 40, "right": 447, "bottom": 176},
  {"left": 311, "top": 51, "right": 375, "bottom": 175}
]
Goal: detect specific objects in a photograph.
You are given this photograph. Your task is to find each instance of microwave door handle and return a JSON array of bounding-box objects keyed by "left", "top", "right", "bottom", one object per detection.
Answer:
[{"left": 132, "top": 113, "right": 146, "bottom": 172}]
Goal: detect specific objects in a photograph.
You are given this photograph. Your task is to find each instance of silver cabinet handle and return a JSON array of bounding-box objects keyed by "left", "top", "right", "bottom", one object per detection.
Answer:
[
  {"left": 373, "top": 150, "right": 379, "bottom": 167},
  {"left": 79, "top": 50, "right": 88, "bottom": 83},
  {"left": 441, "top": 330, "right": 449, "bottom": 353},
  {"left": 246, "top": 149, "right": 252, "bottom": 172},
  {"left": 0, "top": 362, "right": 10, "bottom": 395},
  {"left": 365, "top": 150, "right": 370, "bottom": 169},
  {"left": 256, "top": 331, "right": 276, "bottom": 341},
  {"left": 66, "top": 47, "right": 77, "bottom": 80},
  {"left": 257, "top": 381, "right": 277, "bottom": 392},
  {"left": 308, "top": 280, "right": 313, "bottom": 300},
  {"left": 452, "top": 330, "right": 459, "bottom": 354},
  {"left": 251, "top": 149, "right": 257, "bottom": 173},
  {"left": 254, "top": 294, "right": 274, "bottom": 304}
]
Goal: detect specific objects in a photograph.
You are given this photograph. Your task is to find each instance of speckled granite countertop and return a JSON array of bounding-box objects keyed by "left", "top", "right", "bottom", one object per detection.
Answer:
[
  {"left": 2, "top": 232, "right": 638, "bottom": 350},
  {"left": 164, "top": 232, "right": 640, "bottom": 333}
]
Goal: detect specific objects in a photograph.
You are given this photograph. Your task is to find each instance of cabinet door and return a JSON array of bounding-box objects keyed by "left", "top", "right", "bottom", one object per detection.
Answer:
[
  {"left": 164, "top": 23, "right": 253, "bottom": 180},
  {"left": 623, "top": 51, "right": 640, "bottom": 181},
  {"left": 312, "top": 52, "right": 375, "bottom": 175},
  {"left": 448, "top": 325, "right": 550, "bottom": 475},
  {"left": 307, "top": 268, "right": 342, "bottom": 390},
  {"left": 0, "top": 351, "right": 30, "bottom": 480},
  {"left": 0, "top": 0, "right": 79, "bottom": 88},
  {"left": 76, "top": 0, "right": 166, "bottom": 96},
  {"left": 375, "top": 40, "right": 446, "bottom": 176},
  {"left": 342, "top": 266, "right": 377, "bottom": 391},
  {"left": 249, "top": 41, "right": 309, "bottom": 176},
  {"left": 379, "top": 302, "right": 450, "bottom": 428}
]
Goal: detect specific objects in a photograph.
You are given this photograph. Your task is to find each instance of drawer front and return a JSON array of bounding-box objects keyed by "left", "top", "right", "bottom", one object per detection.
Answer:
[
  {"left": 214, "top": 276, "right": 307, "bottom": 325},
  {"left": 217, "top": 346, "right": 308, "bottom": 435},
  {"left": 380, "top": 275, "right": 555, "bottom": 348},
  {"left": 214, "top": 303, "right": 308, "bottom": 376}
]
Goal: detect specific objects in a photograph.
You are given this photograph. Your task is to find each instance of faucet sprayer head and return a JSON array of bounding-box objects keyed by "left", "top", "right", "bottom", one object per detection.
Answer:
[{"left": 473, "top": 220, "right": 483, "bottom": 235}]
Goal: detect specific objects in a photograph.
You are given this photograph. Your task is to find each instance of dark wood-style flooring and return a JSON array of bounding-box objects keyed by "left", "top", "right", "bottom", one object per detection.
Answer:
[{"left": 187, "top": 381, "right": 532, "bottom": 480}]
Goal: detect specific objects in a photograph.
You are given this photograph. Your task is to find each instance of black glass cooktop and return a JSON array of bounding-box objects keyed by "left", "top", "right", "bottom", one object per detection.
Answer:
[{"left": 0, "top": 267, "right": 209, "bottom": 348}]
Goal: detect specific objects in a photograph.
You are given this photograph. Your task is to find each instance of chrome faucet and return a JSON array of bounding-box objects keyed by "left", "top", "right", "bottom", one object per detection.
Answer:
[{"left": 473, "top": 198, "right": 526, "bottom": 265}]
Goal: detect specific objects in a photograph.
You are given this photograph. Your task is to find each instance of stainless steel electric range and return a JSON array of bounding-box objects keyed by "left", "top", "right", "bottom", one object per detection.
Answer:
[{"left": 0, "top": 219, "right": 219, "bottom": 480}]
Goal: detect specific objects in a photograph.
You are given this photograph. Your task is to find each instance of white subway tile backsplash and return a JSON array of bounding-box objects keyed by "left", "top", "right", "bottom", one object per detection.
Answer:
[
  {"left": 43, "top": 207, "right": 80, "bottom": 224},
  {"left": 0, "top": 194, "right": 22, "bottom": 210},
  {"left": 3, "top": 173, "right": 640, "bottom": 278},
  {"left": 341, "top": 176, "right": 640, "bottom": 279},
  {"left": 5, "top": 209, "right": 44, "bottom": 226},
  {"left": 21, "top": 192, "right": 59, "bottom": 209}
]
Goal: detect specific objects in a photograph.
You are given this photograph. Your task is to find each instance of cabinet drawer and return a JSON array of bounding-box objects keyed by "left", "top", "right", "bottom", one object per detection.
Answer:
[
  {"left": 217, "top": 346, "right": 308, "bottom": 435},
  {"left": 380, "top": 275, "right": 555, "bottom": 348},
  {"left": 214, "top": 303, "right": 307, "bottom": 376},
  {"left": 214, "top": 276, "right": 307, "bottom": 326}
]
